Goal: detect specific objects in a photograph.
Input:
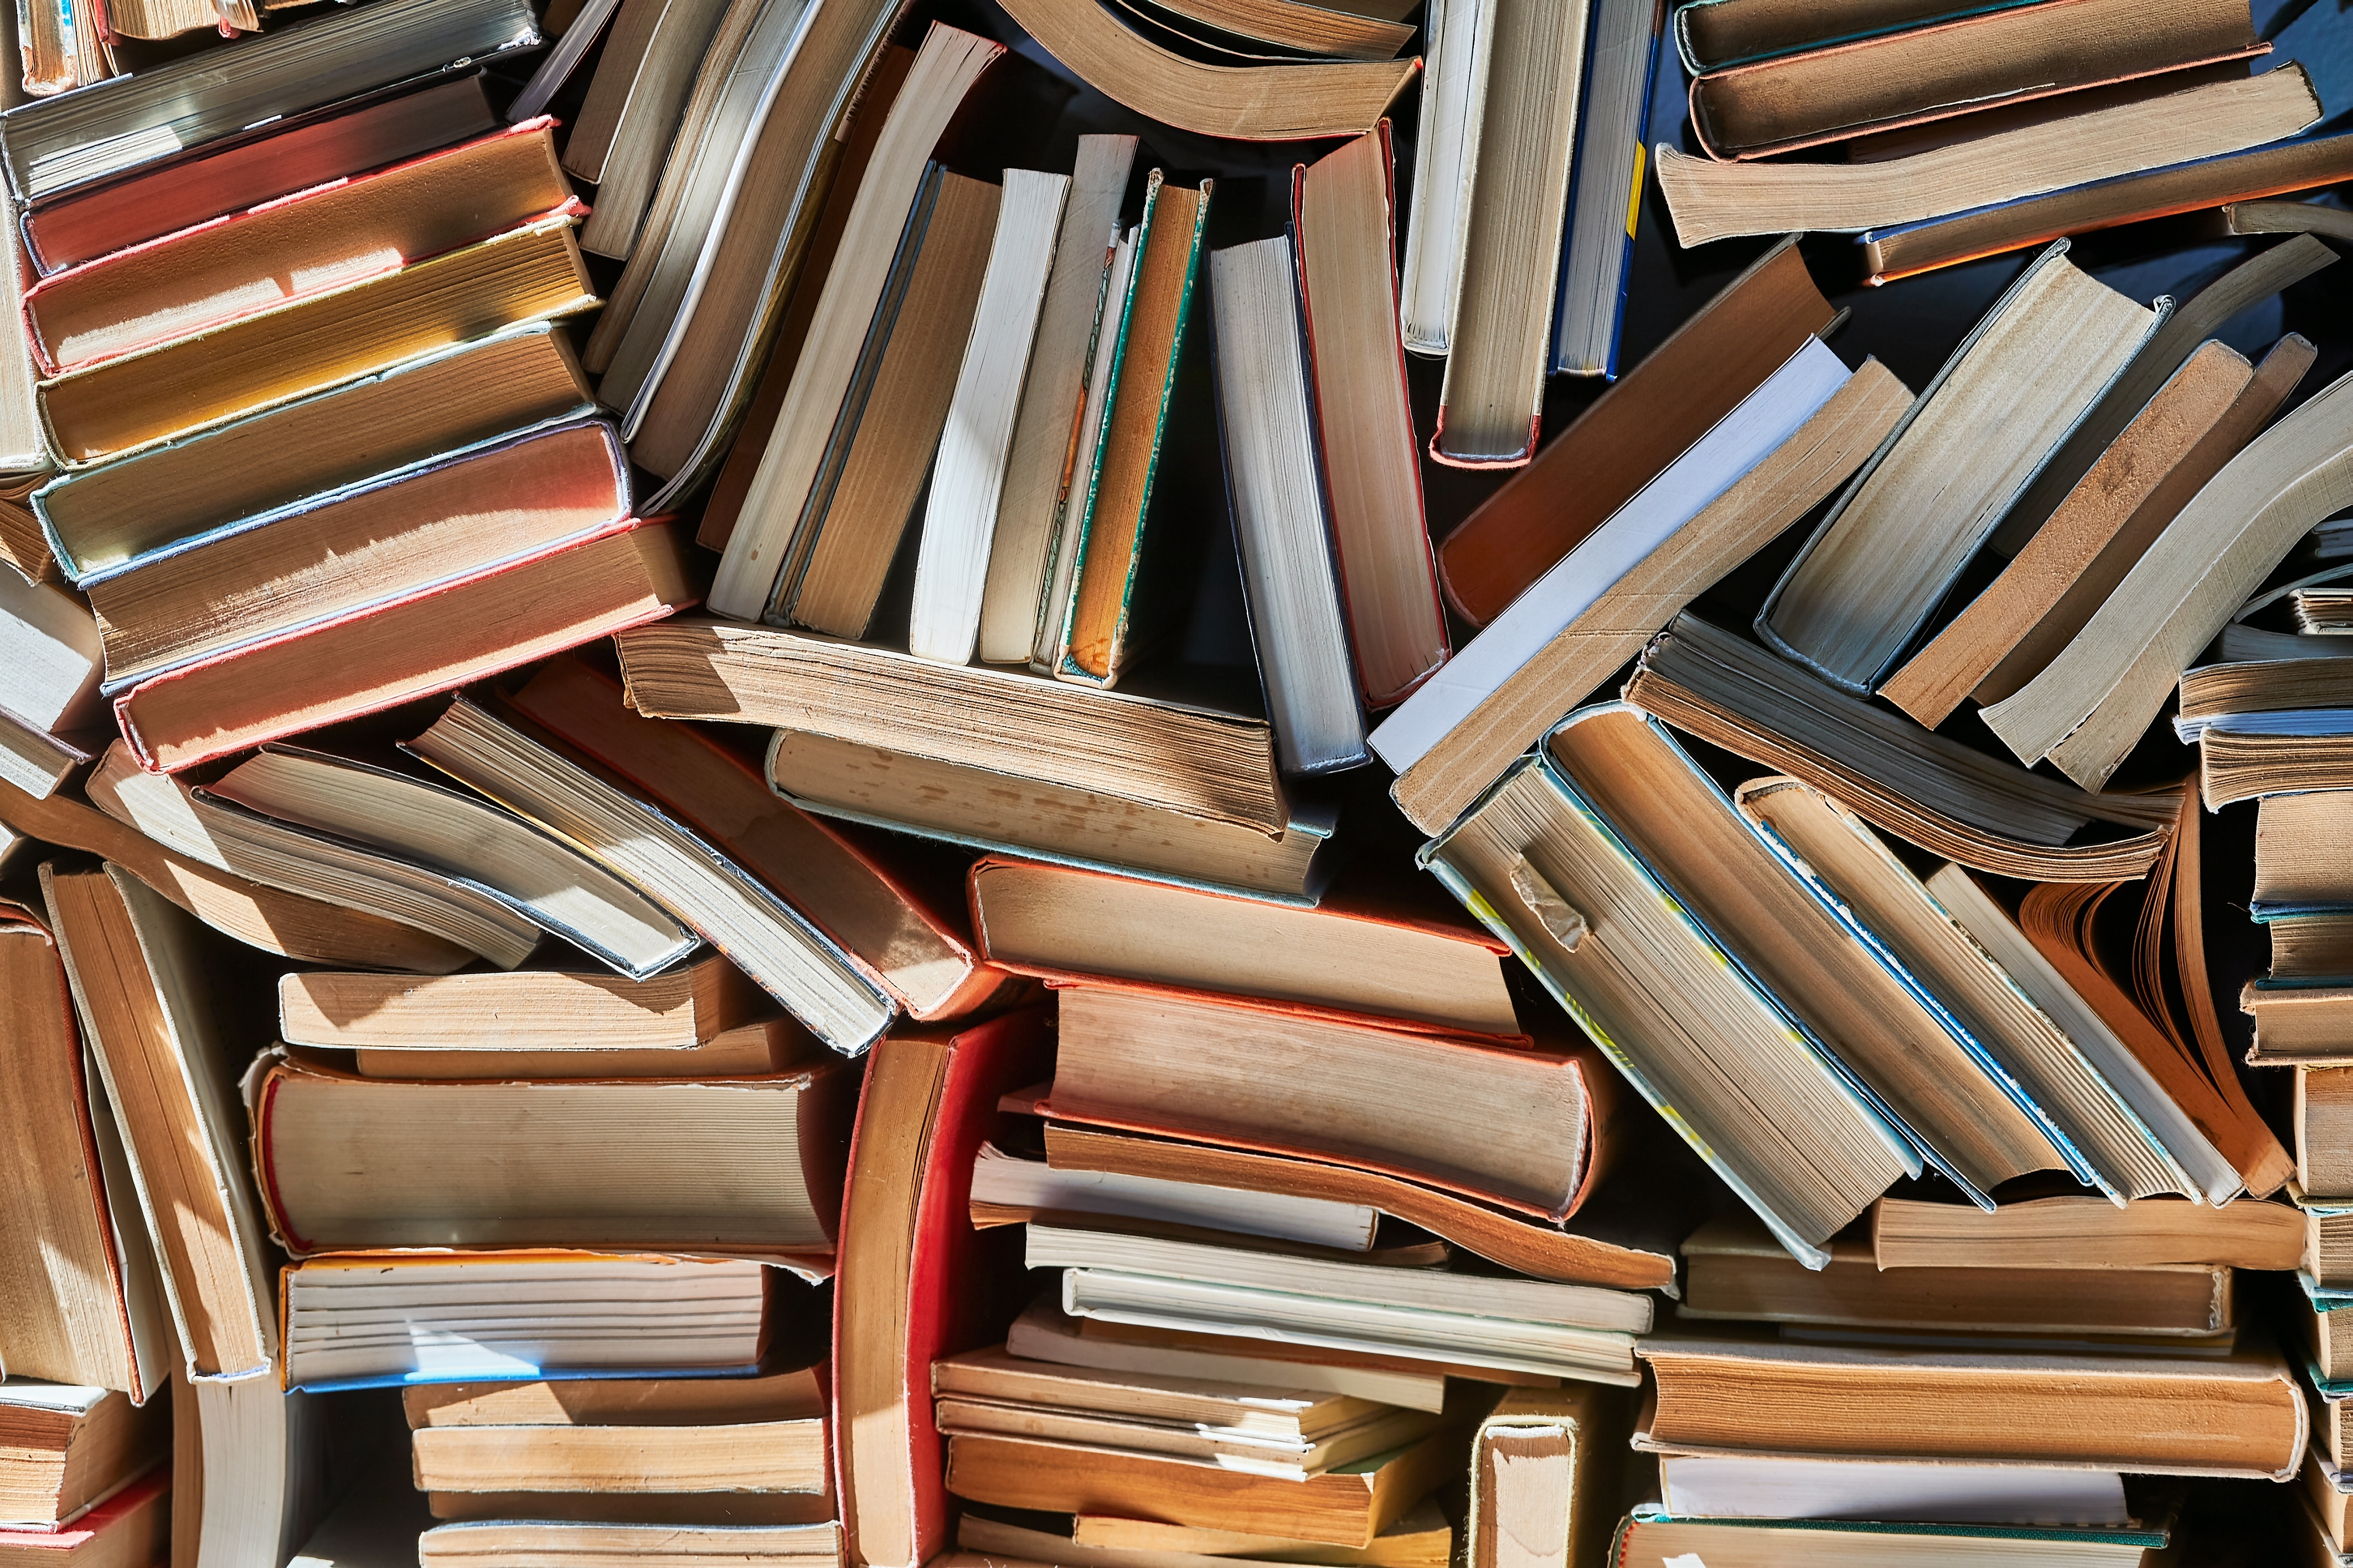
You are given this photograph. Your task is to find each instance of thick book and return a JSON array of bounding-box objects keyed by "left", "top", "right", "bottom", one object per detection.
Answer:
[
  {"left": 404, "top": 687, "right": 899, "bottom": 1055},
  {"left": 278, "top": 1251, "right": 775, "bottom": 1392},
  {"left": 0, "top": 0, "right": 538, "bottom": 201},
  {"left": 276, "top": 953, "right": 771, "bottom": 1054},
  {"left": 614, "top": 619, "right": 1291, "bottom": 838},
  {"left": 1680, "top": 1212, "right": 2233, "bottom": 1337},
  {"left": 1653, "top": 1448, "right": 2132, "bottom": 1526},
  {"left": 1293, "top": 125, "right": 1448, "bottom": 707},
  {"left": 965, "top": 854, "right": 1516, "bottom": 1035},
  {"left": 567, "top": 0, "right": 738, "bottom": 256},
  {"left": 84, "top": 415, "right": 629, "bottom": 693},
  {"left": 1859, "top": 128, "right": 2353, "bottom": 283},
  {"left": 1433, "top": 237, "right": 1835, "bottom": 626},
  {"left": 39, "top": 212, "right": 596, "bottom": 464},
  {"left": 1869, "top": 1192, "right": 2303, "bottom": 1271},
  {"left": 0, "top": 1467, "right": 168, "bottom": 1565},
  {"left": 1687, "top": 0, "right": 2264, "bottom": 159},
  {"left": 0, "top": 1383, "right": 165, "bottom": 1529},
  {"left": 1757, "top": 241, "right": 2161, "bottom": 696},
  {"left": 1421, "top": 747, "right": 1914, "bottom": 1267},
  {"left": 111, "top": 517, "right": 691, "bottom": 774},
  {"left": 34, "top": 323, "right": 594, "bottom": 587},
  {"left": 20, "top": 73, "right": 499, "bottom": 276},
  {"left": 1429, "top": 0, "right": 1590, "bottom": 466},
  {"left": 1673, "top": 0, "right": 2056, "bottom": 73},
  {"left": 40, "top": 864, "right": 275, "bottom": 1381},
  {"left": 247, "top": 1049, "right": 854, "bottom": 1262},
  {"left": 834, "top": 1010, "right": 1053, "bottom": 1568},
  {"left": 1550, "top": 0, "right": 1664, "bottom": 378},
  {"left": 503, "top": 654, "right": 1008, "bottom": 1022},
  {"left": 1610, "top": 1508, "right": 2168, "bottom": 1567},
  {"left": 21, "top": 121, "right": 574, "bottom": 376}
]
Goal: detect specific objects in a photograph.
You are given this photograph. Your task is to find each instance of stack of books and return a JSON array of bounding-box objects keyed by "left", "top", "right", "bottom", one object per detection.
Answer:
[{"left": 0, "top": 0, "right": 2350, "bottom": 1560}]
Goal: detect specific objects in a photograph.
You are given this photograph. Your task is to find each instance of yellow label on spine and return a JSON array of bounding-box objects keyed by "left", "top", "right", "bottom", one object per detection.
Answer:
[{"left": 1624, "top": 144, "right": 1646, "bottom": 241}]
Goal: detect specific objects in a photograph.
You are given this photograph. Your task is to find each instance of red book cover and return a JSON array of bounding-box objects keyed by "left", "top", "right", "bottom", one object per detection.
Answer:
[{"left": 833, "top": 1008, "right": 1053, "bottom": 1568}]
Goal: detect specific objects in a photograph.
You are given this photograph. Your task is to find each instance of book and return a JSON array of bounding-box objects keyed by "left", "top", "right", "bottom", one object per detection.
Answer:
[
  {"left": 1884, "top": 332, "right": 2308, "bottom": 727},
  {"left": 33, "top": 323, "right": 594, "bottom": 586},
  {"left": 502, "top": 654, "right": 1007, "bottom": 1021},
  {"left": 1293, "top": 125, "right": 1447, "bottom": 707},
  {"left": 595, "top": 0, "right": 946, "bottom": 503},
  {"left": 0, "top": 1467, "right": 167, "bottom": 1566},
  {"left": 1680, "top": 1212, "right": 2234, "bottom": 1337},
  {"left": 2304, "top": 1194, "right": 2353, "bottom": 1291},
  {"left": 2255, "top": 792, "right": 2353, "bottom": 910},
  {"left": 574, "top": 0, "right": 739, "bottom": 257},
  {"left": 1622, "top": 613, "right": 2180, "bottom": 880},
  {"left": 833, "top": 1010, "right": 1054, "bottom": 1567},
  {"left": 20, "top": 759, "right": 478, "bottom": 973},
  {"left": 1652, "top": 1449, "right": 2132, "bottom": 1525},
  {"left": 1039, "top": 983, "right": 1602, "bottom": 1220},
  {"left": 1860, "top": 129, "right": 2353, "bottom": 284},
  {"left": 701, "top": 25, "right": 1010, "bottom": 619},
  {"left": 1433, "top": 236, "right": 1835, "bottom": 626},
  {"left": 1983, "top": 355, "right": 2353, "bottom": 789},
  {"left": 1673, "top": 0, "right": 2056, "bottom": 73},
  {"left": 958, "top": 1505, "right": 1451, "bottom": 1567},
  {"left": 403, "top": 1359, "right": 825, "bottom": 1429},
  {"left": 407, "top": 1381, "right": 828, "bottom": 1496},
  {"left": 1144, "top": 0, "right": 1415, "bottom": 54},
  {"left": 0, "top": 570, "right": 100, "bottom": 742},
  {"left": 1550, "top": 706, "right": 2106, "bottom": 1205},
  {"left": 1634, "top": 1336, "right": 2307, "bottom": 1478},
  {"left": 403, "top": 691, "right": 899, "bottom": 1054},
  {"left": 979, "top": 134, "right": 1140, "bottom": 666},
  {"left": 1385, "top": 361, "right": 1904, "bottom": 836},
  {"left": 1688, "top": 0, "right": 2264, "bottom": 158},
  {"left": 112, "top": 518, "right": 690, "bottom": 774},
  {"left": 1208, "top": 234, "right": 1370, "bottom": 775},
  {"left": 969, "top": 1141, "right": 1384, "bottom": 1251},
  {"left": 19, "top": 74, "right": 498, "bottom": 276},
  {"left": 774, "top": 730, "right": 1339, "bottom": 902},
  {"left": 1036, "top": 1122, "right": 1682, "bottom": 1290},
  {"left": 907, "top": 169, "right": 1071, "bottom": 665},
  {"left": 84, "top": 415, "right": 629, "bottom": 691},
  {"left": 183, "top": 1375, "right": 329, "bottom": 1568},
  {"left": 615, "top": 621, "right": 1292, "bottom": 838},
  {"left": 40, "top": 863, "right": 276, "bottom": 1381},
  {"left": 1395, "top": 0, "right": 1486, "bottom": 358},
  {"left": 1550, "top": 0, "right": 1664, "bottom": 378},
  {"left": 1468, "top": 1387, "right": 1628, "bottom": 1568},
  {"left": 1007, "top": 1299, "right": 1451, "bottom": 1414},
  {"left": 196, "top": 743, "right": 697, "bottom": 981},
  {"left": 40, "top": 212, "right": 597, "bottom": 464},
  {"left": 1429, "top": 0, "right": 1590, "bottom": 466},
  {"left": 984, "top": 0, "right": 1416, "bottom": 139},
  {"left": 278, "top": 1251, "right": 773, "bottom": 1392},
  {"left": 1757, "top": 241, "right": 2161, "bottom": 696},
  {"left": 247, "top": 1048, "right": 855, "bottom": 1260},
  {"left": 1984, "top": 232, "right": 2334, "bottom": 559},
  {"left": 1608, "top": 1508, "right": 2168, "bottom": 1566},
  {"left": 1736, "top": 779, "right": 2221, "bottom": 1203},
  {"left": 415, "top": 1520, "right": 839, "bottom": 1564},
  {"left": 1045, "top": 174, "right": 1212, "bottom": 687},
  {"left": 21, "top": 122, "right": 574, "bottom": 376},
  {"left": 775, "top": 165, "right": 1002, "bottom": 639},
  {"left": 1421, "top": 746, "right": 1913, "bottom": 1266},
  {"left": 1656, "top": 66, "right": 2323, "bottom": 246},
  {"left": 0, "top": 1384, "right": 164, "bottom": 1528},
  {"left": 934, "top": 1394, "right": 1438, "bottom": 1481},
  {"left": 1371, "top": 339, "right": 1877, "bottom": 836},
  {"left": 276, "top": 956, "right": 763, "bottom": 1057},
  {"left": 0, "top": 0, "right": 538, "bottom": 200},
  {"left": 935, "top": 1346, "right": 1402, "bottom": 1449},
  {"left": 966, "top": 855, "right": 1517, "bottom": 1034},
  {"left": 945, "top": 1427, "right": 1462, "bottom": 1549},
  {"left": 2305, "top": 1069, "right": 2353, "bottom": 1194}
]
